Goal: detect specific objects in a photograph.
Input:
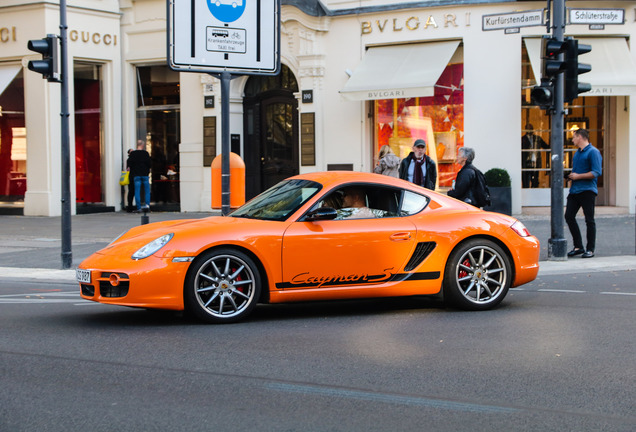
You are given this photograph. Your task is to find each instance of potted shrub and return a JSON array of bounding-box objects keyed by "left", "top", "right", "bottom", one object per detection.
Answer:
[{"left": 483, "top": 168, "right": 512, "bottom": 215}]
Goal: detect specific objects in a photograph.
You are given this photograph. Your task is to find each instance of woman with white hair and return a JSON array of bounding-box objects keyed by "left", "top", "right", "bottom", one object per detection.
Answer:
[{"left": 448, "top": 147, "right": 479, "bottom": 207}]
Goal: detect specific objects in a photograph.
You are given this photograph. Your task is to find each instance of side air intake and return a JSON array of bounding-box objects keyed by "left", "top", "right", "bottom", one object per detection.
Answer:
[{"left": 404, "top": 241, "right": 436, "bottom": 271}]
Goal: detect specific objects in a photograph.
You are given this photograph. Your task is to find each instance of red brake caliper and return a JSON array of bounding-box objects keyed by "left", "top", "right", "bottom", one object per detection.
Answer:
[
  {"left": 234, "top": 267, "right": 245, "bottom": 293},
  {"left": 458, "top": 259, "right": 470, "bottom": 279}
]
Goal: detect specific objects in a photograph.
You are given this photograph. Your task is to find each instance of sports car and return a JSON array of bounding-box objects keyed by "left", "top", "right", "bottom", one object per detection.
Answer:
[{"left": 77, "top": 171, "right": 540, "bottom": 323}]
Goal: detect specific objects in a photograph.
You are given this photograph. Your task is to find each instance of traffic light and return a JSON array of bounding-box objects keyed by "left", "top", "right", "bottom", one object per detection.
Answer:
[
  {"left": 564, "top": 38, "right": 592, "bottom": 104},
  {"left": 27, "top": 34, "right": 60, "bottom": 82},
  {"left": 530, "top": 37, "right": 568, "bottom": 111},
  {"left": 531, "top": 79, "right": 554, "bottom": 110},
  {"left": 541, "top": 37, "right": 568, "bottom": 79}
]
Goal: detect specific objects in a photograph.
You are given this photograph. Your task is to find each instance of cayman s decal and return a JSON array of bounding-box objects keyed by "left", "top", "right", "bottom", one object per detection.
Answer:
[{"left": 276, "top": 269, "right": 440, "bottom": 289}]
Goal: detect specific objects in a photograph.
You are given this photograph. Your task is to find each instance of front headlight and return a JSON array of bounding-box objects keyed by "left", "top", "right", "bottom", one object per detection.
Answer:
[{"left": 131, "top": 233, "right": 174, "bottom": 260}]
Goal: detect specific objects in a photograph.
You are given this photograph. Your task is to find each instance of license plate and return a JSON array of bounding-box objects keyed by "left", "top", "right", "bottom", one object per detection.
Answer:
[{"left": 76, "top": 269, "right": 91, "bottom": 283}]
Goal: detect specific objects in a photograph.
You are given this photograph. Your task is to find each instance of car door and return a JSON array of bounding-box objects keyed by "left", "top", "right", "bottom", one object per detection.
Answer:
[{"left": 279, "top": 214, "right": 417, "bottom": 291}]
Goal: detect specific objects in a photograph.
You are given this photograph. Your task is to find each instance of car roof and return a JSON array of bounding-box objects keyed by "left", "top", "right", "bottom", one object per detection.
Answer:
[{"left": 289, "top": 171, "right": 412, "bottom": 190}]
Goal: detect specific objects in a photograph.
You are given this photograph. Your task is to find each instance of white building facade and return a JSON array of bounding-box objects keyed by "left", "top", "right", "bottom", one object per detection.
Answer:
[{"left": 1, "top": 0, "right": 635, "bottom": 216}]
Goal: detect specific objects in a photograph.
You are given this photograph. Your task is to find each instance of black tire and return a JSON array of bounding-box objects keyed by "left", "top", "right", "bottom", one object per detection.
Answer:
[
  {"left": 443, "top": 239, "right": 511, "bottom": 311},
  {"left": 184, "top": 248, "right": 261, "bottom": 323}
]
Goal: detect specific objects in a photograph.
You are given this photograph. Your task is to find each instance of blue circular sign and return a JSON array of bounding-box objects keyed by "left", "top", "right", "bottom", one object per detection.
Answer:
[{"left": 207, "top": 0, "right": 246, "bottom": 23}]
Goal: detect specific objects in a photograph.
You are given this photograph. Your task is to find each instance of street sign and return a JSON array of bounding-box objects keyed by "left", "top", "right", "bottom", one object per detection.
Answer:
[
  {"left": 168, "top": 0, "right": 280, "bottom": 75},
  {"left": 568, "top": 8, "right": 624, "bottom": 25},
  {"left": 482, "top": 9, "right": 544, "bottom": 32}
]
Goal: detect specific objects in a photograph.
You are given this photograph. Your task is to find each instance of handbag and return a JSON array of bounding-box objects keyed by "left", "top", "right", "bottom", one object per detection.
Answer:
[{"left": 119, "top": 170, "right": 130, "bottom": 186}]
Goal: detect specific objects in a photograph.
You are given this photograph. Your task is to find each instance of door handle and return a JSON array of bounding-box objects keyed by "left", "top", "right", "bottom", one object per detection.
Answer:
[{"left": 390, "top": 232, "right": 411, "bottom": 241}]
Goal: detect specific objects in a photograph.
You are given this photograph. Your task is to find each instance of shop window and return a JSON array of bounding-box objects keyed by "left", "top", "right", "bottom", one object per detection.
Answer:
[
  {"left": 521, "top": 44, "right": 604, "bottom": 189},
  {"left": 0, "top": 67, "right": 26, "bottom": 202},
  {"left": 74, "top": 63, "right": 104, "bottom": 203},
  {"left": 136, "top": 65, "right": 181, "bottom": 208},
  {"left": 373, "top": 55, "right": 464, "bottom": 188}
]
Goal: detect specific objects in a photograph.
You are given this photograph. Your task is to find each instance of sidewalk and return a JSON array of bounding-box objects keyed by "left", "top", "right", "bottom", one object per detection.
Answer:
[{"left": 0, "top": 210, "right": 634, "bottom": 283}]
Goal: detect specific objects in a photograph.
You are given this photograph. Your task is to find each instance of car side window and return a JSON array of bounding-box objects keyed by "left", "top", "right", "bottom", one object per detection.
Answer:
[
  {"left": 401, "top": 191, "right": 429, "bottom": 215},
  {"left": 311, "top": 185, "right": 402, "bottom": 219}
]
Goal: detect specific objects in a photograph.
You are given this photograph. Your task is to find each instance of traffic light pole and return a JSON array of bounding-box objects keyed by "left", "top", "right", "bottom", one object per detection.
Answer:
[
  {"left": 60, "top": 0, "right": 72, "bottom": 269},
  {"left": 548, "top": 0, "right": 567, "bottom": 260},
  {"left": 219, "top": 71, "right": 234, "bottom": 216}
]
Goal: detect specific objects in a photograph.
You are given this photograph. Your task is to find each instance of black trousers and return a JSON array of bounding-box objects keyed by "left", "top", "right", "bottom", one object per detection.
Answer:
[
  {"left": 127, "top": 177, "right": 135, "bottom": 210},
  {"left": 564, "top": 190, "right": 596, "bottom": 252}
]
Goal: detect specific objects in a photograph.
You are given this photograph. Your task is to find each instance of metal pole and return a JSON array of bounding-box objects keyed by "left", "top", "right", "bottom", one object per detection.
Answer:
[
  {"left": 548, "top": 0, "right": 567, "bottom": 260},
  {"left": 60, "top": 0, "right": 72, "bottom": 269},
  {"left": 220, "top": 71, "right": 231, "bottom": 216}
]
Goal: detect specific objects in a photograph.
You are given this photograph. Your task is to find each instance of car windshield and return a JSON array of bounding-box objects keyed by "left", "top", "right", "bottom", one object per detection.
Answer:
[{"left": 231, "top": 179, "right": 322, "bottom": 221}]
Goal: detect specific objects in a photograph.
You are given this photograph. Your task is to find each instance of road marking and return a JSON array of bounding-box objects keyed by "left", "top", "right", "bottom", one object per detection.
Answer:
[
  {"left": 266, "top": 382, "right": 520, "bottom": 414},
  {"left": 538, "top": 289, "right": 586, "bottom": 293},
  {"left": 600, "top": 291, "right": 636, "bottom": 296},
  {"left": 0, "top": 299, "right": 86, "bottom": 304},
  {"left": 0, "top": 291, "right": 77, "bottom": 298},
  {"left": 0, "top": 291, "right": 87, "bottom": 304}
]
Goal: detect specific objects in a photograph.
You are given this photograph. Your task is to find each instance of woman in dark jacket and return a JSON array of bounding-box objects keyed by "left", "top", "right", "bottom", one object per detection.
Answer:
[{"left": 448, "top": 147, "right": 478, "bottom": 207}]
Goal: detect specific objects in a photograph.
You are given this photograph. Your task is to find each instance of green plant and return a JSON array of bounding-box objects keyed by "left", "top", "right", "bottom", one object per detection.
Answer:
[{"left": 484, "top": 168, "right": 511, "bottom": 187}]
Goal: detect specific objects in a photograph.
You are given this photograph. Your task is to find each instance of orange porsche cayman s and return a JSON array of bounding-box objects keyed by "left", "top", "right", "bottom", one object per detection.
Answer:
[{"left": 77, "top": 172, "right": 540, "bottom": 323}]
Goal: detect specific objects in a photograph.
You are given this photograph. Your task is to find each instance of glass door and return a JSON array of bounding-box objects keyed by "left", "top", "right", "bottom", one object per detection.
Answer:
[{"left": 74, "top": 63, "right": 103, "bottom": 203}]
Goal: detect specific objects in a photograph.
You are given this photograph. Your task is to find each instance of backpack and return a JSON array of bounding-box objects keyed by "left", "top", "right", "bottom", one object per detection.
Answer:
[{"left": 469, "top": 166, "right": 491, "bottom": 208}]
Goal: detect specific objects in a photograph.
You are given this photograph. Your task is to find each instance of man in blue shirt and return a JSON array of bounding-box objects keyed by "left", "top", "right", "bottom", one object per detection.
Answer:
[{"left": 565, "top": 129, "right": 602, "bottom": 258}]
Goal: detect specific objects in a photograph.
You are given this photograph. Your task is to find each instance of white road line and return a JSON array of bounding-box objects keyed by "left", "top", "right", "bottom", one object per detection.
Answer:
[
  {"left": 0, "top": 292, "right": 77, "bottom": 298},
  {"left": 0, "top": 299, "right": 87, "bottom": 304},
  {"left": 538, "top": 289, "right": 586, "bottom": 293},
  {"left": 600, "top": 292, "right": 636, "bottom": 296}
]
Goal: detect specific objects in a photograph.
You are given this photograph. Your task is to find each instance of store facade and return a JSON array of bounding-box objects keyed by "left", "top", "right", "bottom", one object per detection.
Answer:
[
  {"left": 0, "top": 0, "right": 121, "bottom": 216},
  {"left": 1, "top": 0, "right": 635, "bottom": 216}
]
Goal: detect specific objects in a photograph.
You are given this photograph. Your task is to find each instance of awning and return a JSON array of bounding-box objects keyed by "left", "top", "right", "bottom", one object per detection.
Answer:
[
  {"left": 340, "top": 41, "right": 461, "bottom": 101},
  {"left": 0, "top": 64, "right": 21, "bottom": 98},
  {"left": 525, "top": 37, "right": 636, "bottom": 96}
]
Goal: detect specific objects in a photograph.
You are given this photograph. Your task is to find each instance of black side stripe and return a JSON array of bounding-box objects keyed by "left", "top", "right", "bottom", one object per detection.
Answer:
[{"left": 390, "top": 271, "right": 441, "bottom": 282}]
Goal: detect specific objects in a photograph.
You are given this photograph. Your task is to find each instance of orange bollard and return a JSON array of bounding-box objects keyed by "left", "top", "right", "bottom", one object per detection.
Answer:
[{"left": 211, "top": 152, "right": 246, "bottom": 209}]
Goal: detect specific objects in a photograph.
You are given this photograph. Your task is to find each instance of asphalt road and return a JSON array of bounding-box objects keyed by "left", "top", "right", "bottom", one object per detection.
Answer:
[{"left": 0, "top": 272, "right": 634, "bottom": 432}]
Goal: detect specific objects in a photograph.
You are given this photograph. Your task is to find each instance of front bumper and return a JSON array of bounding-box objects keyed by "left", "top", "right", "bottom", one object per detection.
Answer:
[{"left": 77, "top": 253, "right": 191, "bottom": 310}]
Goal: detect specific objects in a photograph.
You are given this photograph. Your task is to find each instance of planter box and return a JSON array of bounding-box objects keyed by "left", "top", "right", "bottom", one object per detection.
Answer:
[{"left": 484, "top": 186, "right": 511, "bottom": 215}]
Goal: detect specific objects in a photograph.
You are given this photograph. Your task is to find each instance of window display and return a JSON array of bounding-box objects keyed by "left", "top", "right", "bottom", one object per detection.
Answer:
[
  {"left": 0, "top": 68, "right": 26, "bottom": 202},
  {"left": 374, "top": 63, "right": 464, "bottom": 188},
  {"left": 521, "top": 41, "right": 605, "bottom": 190}
]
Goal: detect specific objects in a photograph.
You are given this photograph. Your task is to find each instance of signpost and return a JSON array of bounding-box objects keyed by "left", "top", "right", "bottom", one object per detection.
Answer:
[
  {"left": 482, "top": 9, "right": 545, "bottom": 33},
  {"left": 167, "top": 0, "right": 281, "bottom": 215},
  {"left": 168, "top": 0, "right": 280, "bottom": 75},
  {"left": 568, "top": 8, "right": 624, "bottom": 30}
]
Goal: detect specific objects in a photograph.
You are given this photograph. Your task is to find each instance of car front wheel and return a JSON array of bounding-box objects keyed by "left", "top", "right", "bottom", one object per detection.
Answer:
[
  {"left": 184, "top": 249, "right": 261, "bottom": 323},
  {"left": 443, "top": 239, "right": 511, "bottom": 310}
]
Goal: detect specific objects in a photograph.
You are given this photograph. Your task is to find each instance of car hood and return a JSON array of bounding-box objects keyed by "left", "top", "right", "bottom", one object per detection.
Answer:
[{"left": 95, "top": 216, "right": 283, "bottom": 258}]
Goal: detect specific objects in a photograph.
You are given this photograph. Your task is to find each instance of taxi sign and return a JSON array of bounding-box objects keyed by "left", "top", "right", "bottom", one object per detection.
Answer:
[{"left": 168, "top": 0, "right": 280, "bottom": 75}]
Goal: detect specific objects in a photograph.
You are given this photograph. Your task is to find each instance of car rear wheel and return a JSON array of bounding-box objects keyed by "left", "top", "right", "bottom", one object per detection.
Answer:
[
  {"left": 184, "top": 249, "right": 261, "bottom": 323},
  {"left": 443, "top": 239, "right": 511, "bottom": 310}
]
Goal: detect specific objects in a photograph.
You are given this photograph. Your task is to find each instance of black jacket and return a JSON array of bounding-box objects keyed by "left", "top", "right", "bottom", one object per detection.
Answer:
[
  {"left": 398, "top": 152, "right": 437, "bottom": 190},
  {"left": 448, "top": 162, "right": 478, "bottom": 206},
  {"left": 127, "top": 150, "right": 151, "bottom": 178}
]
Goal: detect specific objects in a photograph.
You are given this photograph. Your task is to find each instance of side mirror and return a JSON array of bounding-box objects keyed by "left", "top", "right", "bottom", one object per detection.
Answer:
[{"left": 305, "top": 207, "right": 338, "bottom": 221}]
